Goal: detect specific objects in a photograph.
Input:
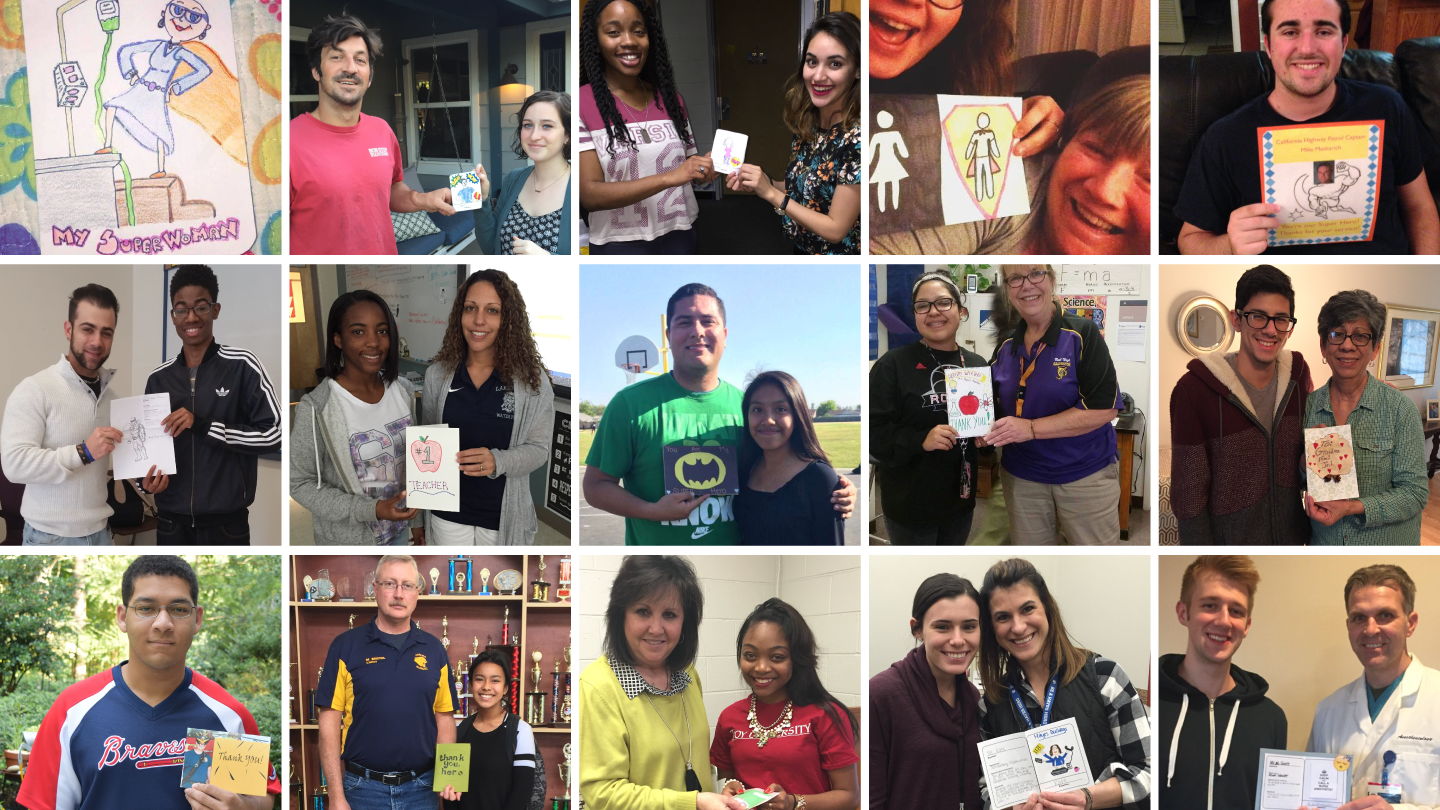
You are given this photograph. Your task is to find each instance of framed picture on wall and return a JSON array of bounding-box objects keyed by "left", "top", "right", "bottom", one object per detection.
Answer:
[{"left": 1378, "top": 304, "right": 1440, "bottom": 390}]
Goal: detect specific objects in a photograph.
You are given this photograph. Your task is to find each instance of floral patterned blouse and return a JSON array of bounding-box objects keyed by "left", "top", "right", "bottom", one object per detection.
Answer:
[{"left": 781, "top": 121, "right": 861, "bottom": 255}]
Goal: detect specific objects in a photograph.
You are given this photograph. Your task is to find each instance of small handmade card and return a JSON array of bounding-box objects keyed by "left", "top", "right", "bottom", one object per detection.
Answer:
[
  {"left": 405, "top": 425, "right": 460, "bottom": 511},
  {"left": 663, "top": 442, "right": 738, "bottom": 497},
  {"left": 110, "top": 393, "right": 177, "bottom": 479},
  {"left": 936, "top": 96, "right": 1030, "bottom": 226},
  {"left": 1305, "top": 424, "right": 1359, "bottom": 501},
  {"left": 734, "top": 789, "right": 781, "bottom": 809},
  {"left": 449, "top": 171, "right": 486, "bottom": 212},
  {"left": 944, "top": 367, "right": 994, "bottom": 438},
  {"left": 713, "top": 129, "right": 749, "bottom": 174},
  {"left": 179, "top": 729, "right": 219, "bottom": 788},
  {"left": 20, "top": 0, "right": 257, "bottom": 254},
  {"left": 433, "top": 743, "right": 470, "bottom": 794},
  {"left": 209, "top": 735, "right": 271, "bottom": 795},
  {"left": 1257, "top": 121, "right": 1384, "bottom": 247}
]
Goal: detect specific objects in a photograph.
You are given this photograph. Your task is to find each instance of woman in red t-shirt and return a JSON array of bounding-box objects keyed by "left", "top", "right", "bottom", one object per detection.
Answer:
[{"left": 710, "top": 599, "right": 859, "bottom": 810}]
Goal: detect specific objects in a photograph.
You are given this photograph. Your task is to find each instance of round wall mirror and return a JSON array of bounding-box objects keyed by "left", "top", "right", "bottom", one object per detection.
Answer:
[{"left": 1177, "top": 295, "right": 1234, "bottom": 357}]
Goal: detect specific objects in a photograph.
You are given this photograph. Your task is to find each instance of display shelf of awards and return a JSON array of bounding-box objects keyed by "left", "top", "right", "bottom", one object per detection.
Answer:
[{"left": 289, "top": 554, "right": 573, "bottom": 810}]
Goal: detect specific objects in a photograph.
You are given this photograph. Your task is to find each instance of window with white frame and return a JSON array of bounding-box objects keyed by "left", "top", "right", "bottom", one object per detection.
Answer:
[{"left": 403, "top": 30, "right": 483, "bottom": 174}]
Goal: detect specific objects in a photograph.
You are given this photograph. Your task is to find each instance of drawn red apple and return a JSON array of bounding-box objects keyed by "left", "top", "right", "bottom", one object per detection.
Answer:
[
  {"left": 958, "top": 393, "right": 980, "bottom": 415},
  {"left": 411, "top": 437, "right": 443, "bottom": 472}
]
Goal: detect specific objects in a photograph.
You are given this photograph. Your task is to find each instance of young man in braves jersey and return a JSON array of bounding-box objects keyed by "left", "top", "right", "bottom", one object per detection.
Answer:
[
  {"left": 19, "top": 555, "right": 279, "bottom": 810},
  {"left": 146, "top": 266, "right": 281, "bottom": 544}
]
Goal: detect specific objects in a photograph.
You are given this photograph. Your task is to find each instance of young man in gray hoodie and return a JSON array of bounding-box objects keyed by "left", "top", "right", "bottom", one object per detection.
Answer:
[
  {"left": 1, "top": 284, "right": 168, "bottom": 544},
  {"left": 1159, "top": 555, "right": 1287, "bottom": 810}
]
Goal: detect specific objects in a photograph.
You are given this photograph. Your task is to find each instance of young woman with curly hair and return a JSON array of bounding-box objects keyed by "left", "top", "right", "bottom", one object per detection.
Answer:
[
  {"left": 727, "top": 12, "right": 862, "bottom": 255},
  {"left": 422, "top": 269, "right": 555, "bottom": 545},
  {"left": 577, "top": 0, "right": 716, "bottom": 254}
]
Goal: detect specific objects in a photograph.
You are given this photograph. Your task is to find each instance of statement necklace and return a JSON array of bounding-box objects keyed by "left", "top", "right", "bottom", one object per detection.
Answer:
[{"left": 747, "top": 694, "right": 794, "bottom": 748}]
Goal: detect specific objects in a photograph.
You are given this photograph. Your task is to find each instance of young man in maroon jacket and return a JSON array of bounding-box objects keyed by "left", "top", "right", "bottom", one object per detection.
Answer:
[{"left": 1170, "top": 265, "right": 1313, "bottom": 543}]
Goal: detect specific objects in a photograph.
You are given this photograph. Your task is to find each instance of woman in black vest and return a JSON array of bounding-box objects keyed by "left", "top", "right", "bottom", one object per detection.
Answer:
[{"left": 978, "top": 559, "right": 1151, "bottom": 810}]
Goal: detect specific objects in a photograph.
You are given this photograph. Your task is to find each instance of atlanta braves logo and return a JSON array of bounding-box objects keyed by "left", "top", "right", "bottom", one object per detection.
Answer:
[{"left": 98, "top": 735, "right": 187, "bottom": 770}]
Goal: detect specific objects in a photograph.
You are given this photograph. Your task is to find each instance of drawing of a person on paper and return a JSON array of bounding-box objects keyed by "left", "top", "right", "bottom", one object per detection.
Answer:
[
  {"left": 1292, "top": 160, "right": 1361, "bottom": 221},
  {"left": 128, "top": 416, "right": 147, "bottom": 461},
  {"left": 964, "top": 111, "right": 1001, "bottom": 201},
  {"left": 1043, "top": 744, "right": 1072, "bottom": 768}
]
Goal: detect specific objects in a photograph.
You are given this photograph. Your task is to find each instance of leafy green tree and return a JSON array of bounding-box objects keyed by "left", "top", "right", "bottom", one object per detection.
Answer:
[
  {"left": 816, "top": 400, "right": 838, "bottom": 418},
  {"left": 0, "top": 558, "right": 76, "bottom": 695},
  {"left": 578, "top": 400, "right": 605, "bottom": 416}
]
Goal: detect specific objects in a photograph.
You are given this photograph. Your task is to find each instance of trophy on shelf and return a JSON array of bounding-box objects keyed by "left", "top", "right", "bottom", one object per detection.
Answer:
[
  {"left": 441, "top": 616, "right": 450, "bottom": 651},
  {"left": 526, "top": 651, "right": 546, "bottom": 725},
  {"left": 557, "top": 556, "right": 572, "bottom": 603},
  {"left": 313, "top": 570, "right": 334, "bottom": 602},
  {"left": 495, "top": 568, "right": 522, "bottom": 596},
  {"left": 313, "top": 768, "right": 328, "bottom": 810},
  {"left": 454, "top": 659, "right": 468, "bottom": 718},
  {"left": 301, "top": 575, "right": 314, "bottom": 602},
  {"left": 429, "top": 567, "right": 440, "bottom": 596},
  {"left": 560, "top": 638, "right": 572, "bottom": 725},
  {"left": 550, "top": 660, "right": 563, "bottom": 729},
  {"left": 557, "top": 742, "right": 572, "bottom": 809},
  {"left": 448, "top": 555, "right": 473, "bottom": 594},
  {"left": 479, "top": 567, "right": 491, "bottom": 596},
  {"left": 348, "top": 614, "right": 356, "bottom": 630},
  {"left": 309, "top": 667, "right": 322, "bottom": 723},
  {"left": 472, "top": 637, "right": 479, "bottom": 658},
  {"left": 287, "top": 663, "right": 298, "bottom": 724},
  {"left": 530, "top": 557, "right": 550, "bottom": 603},
  {"left": 364, "top": 570, "right": 377, "bottom": 602},
  {"left": 501, "top": 606, "right": 511, "bottom": 645},
  {"left": 337, "top": 575, "right": 354, "bottom": 602}
]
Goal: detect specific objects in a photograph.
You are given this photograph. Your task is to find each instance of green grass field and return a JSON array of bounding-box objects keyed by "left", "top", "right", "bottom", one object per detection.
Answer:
[{"left": 575, "top": 422, "right": 859, "bottom": 470}]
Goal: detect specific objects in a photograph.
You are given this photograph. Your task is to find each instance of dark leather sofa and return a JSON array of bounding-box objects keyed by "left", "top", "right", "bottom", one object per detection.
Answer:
[{"left": 1159, "top": 36, "right": 1440, "bottom": 253}]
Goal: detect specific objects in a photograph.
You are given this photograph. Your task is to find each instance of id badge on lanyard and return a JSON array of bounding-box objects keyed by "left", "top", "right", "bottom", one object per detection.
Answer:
[
  {"left": 1009, "top": 674, "right": 1059, "bottom": 728},
  {"left": 1368, "top": 751, "right": 1402, "bottom": 804}
]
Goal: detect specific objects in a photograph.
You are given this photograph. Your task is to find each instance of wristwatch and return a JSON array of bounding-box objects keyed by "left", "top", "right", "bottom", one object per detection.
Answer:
[{"left": 793, "top": 796, "right": 806, "bottom": 809}]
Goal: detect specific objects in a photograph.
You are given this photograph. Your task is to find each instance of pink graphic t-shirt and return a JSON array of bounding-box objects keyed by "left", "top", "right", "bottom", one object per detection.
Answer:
[
  {"left": 290, "top": 112, "right": 405, "bottom": 255},
  {"left": 577, "top": 84, "right": 699, "bottom": 245}
]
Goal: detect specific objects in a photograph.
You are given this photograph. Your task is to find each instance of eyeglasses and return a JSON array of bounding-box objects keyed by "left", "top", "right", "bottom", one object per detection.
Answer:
[
  {"left": 170, "top": 304, "right": 213, "bottom": 319},
  {"left": 167, "top": 2, "right": 208, "bottom": 25},
  {"left": 913, "top": 297, "right": 955, "bottom": 315},
  {"left": 377, "top": 580, "right": 419, "bottom": 594},
  {"left": 126, "top": 603, "right": 197, "bottom": 620},
  {"left": 1239, "top": 311, "right": 1297, "bottom": 332},
  {"left": 1325, "top": 330, "right": 1374, "bottom": 347},
  {"left": 1005, "top": 269, "right": 1049, "bottom": 288}
]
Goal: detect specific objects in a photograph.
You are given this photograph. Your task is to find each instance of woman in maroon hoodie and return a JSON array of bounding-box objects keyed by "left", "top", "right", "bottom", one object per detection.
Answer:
[{"left": 869, "top": 573, "right": 983, "bottom": 810}]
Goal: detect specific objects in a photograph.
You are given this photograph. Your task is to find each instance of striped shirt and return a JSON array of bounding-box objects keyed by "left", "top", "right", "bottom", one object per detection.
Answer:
[{"left": 1303, "top": 374, "right": 1428, "bottom": 545}]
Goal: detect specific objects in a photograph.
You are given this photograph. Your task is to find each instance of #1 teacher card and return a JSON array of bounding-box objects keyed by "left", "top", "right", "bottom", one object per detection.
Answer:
[{"left": 405, "top": 425, "right": 460, "bottom": 511}]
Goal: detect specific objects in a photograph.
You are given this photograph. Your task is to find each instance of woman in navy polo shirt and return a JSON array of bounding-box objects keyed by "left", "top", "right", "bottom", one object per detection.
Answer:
[
  {"left": 423, "top": 269, "right": 556, "bottom": 545},
  {"left": 983, "top": 265, "right": 1121, "bottom": 544}
]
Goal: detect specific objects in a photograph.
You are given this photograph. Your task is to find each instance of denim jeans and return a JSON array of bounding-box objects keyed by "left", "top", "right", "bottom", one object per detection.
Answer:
[
  {"left": 23, "top": 523, "right": 112, "bottom": 545},
  {"left": 340, "top": 768, "right": 434, "bottom": 810}
]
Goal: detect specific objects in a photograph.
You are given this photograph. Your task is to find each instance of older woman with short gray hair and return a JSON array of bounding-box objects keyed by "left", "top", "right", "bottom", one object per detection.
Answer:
[{"left": 1302, "top": 289, "right": 1427, "bottom": 545}]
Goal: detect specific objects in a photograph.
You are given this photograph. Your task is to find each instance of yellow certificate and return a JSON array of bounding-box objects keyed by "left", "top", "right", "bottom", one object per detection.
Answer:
[{"left": 1257, "top": 120, "right": 1384, "bottom": 247}]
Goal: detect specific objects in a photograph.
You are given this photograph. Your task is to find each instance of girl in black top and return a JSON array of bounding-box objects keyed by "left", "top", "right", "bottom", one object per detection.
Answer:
[
  {"left": 735, "top": 371, "right": 845, "bottom": 545},
  {"left": 869, "top": 272, "right": 987, "bottom": 544},
  {"left": 441, "top": 650, "right": 537, "bottom": 810}
]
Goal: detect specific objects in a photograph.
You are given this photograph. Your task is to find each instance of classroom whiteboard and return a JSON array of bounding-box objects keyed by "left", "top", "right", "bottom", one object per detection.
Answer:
[
  {"left": 341, "top": 265, "right": 462, "bottom": 362},
  {"left": 161, "top": 266, "right": 282, "bottom": 387}
]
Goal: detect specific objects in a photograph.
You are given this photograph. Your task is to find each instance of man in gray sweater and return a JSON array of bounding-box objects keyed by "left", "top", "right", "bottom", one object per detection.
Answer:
[{"left": 1, "top": 284, "right": 168, "bottom": 544}]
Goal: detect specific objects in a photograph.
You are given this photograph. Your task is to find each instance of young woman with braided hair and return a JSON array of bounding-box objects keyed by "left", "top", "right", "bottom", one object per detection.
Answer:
[{"left": 577, "top": 0, "right": 716, "bottom": 254}]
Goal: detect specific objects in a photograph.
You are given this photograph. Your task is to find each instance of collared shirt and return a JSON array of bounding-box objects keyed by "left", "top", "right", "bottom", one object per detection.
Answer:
[
  {"left": 606, "top": 655, "right": 692, "bottom": 699},
  {"left": 1303, "top": 373, "right": 1427, "bottom": 545},
  {"left": 317, "top": 617, "right": 457, "bottom": 772},
  {"left": 991, "top": 307, "right": 1122, "bottom": 485}
]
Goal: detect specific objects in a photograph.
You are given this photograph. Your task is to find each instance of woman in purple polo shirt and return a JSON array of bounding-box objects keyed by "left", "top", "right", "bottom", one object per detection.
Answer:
[{"left": 982, "top": 265, "right": 1122, "bottom": 544}]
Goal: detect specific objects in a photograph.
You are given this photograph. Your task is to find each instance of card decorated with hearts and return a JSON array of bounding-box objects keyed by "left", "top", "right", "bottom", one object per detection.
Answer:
[
  {"left": 1305, "top": 424, "right": 1359, "bottom": 501},
  {"left": 405, "top": 425, "right": 460, "bottom": 511}
]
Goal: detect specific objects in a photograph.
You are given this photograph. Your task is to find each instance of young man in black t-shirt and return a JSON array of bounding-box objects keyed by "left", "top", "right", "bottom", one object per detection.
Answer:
[{"left": 1174, "top": 0, "right": 1440, "bottom": 255}]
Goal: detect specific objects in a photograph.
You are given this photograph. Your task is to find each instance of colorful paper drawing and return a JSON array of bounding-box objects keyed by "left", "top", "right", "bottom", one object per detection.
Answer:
[
  {"left": 1305, "top": 424, "right": 1359, "bottom": 501},
  {"left": 1258, "top": 120, "right": 1382, "bottom": 247},
  {"left": 937, "top": 96, "right": 1029, "bottom": 225},
  {"left": 1062, "top": 295, "right": 1107, "bottom": 338},
  {"left": 944, "top": 367, "right": 994, "bottom": 438},
  {"left": 208, "top": 735, "right": 270, "bottom": 796},
  {"left": 179, "top": 729, "right": 217, "bottom": 788},
  {"left": 404, "top": 425, "right": 459, "bottom": 511},
  {"left": 662, "top": 440, "right": 738, "bottom": 497},
  {"left": 19, "top": 0, "right": 256, "bottom": 254},
  {"left": 449, "top": 170, "right": 485, "bottom": 212},
  {"left": 713, "top": 128, "right": 748, "bottom": 174},
  {"left": 868, "top": 109, "right": 909, "bottom": 212}
]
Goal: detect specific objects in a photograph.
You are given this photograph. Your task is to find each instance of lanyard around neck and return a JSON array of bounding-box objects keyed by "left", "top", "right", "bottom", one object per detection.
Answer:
[
  {"left": 1009, "top": 673, "right": 1059, "bottom": 729},
  {"left": 643, "top": 690, "right": 701, "bottom": 790}
]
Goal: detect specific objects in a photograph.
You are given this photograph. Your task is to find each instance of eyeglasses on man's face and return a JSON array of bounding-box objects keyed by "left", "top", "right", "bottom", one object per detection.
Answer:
[
  {"left": 126, "top": 603, "right": 197, "bottom": 620},
  {"left": 1325, "top": 330, "right": 1374, "bottom": 347},
  {"left": 170, "top": 304, "right": 214, "bottom": 320},
  {"left": 1239, "top": 310, "right": 1297, "bottom": 332},
  {"left": 377, "top": 580, "right": 420, "bottom": 594}
]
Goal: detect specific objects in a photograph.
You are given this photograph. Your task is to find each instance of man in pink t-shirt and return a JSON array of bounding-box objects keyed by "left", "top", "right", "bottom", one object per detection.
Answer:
[{"left": 290, "top": 14, "right": 453, "bottom": 255}]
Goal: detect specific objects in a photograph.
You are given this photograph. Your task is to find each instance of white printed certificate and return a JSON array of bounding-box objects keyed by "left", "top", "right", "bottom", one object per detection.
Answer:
[
  {"left": 977, "top": 717, "right": 1094, "bottom": 810},
  {"left": 1256, "top": 750, "right": 1351, "bottom": 810}
]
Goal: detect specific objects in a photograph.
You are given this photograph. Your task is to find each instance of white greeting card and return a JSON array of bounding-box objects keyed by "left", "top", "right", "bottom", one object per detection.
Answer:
[
  {"left": 936, "top": 95, "right": 1030, "bottom": 226},
  {"left": 713, "top": 129, "right": 749, "bottom": 174},
  {"left": 1305, "top": 423, "right": 1359, "bottom": 501},
  {"left": 404, "top": 425, "right": 460, "bottom": 511},
  {"left": 449, "top": 170, "right": 486, "bottom": 212},
  {"left": 977, "top": 718, "right": 1094, "bottom": 810},
  {"left": 945, "top": 367, "right": 995, "bottom": 438},
  {"left": 110, "top": 393, "right": 177, "bottom": 479}
]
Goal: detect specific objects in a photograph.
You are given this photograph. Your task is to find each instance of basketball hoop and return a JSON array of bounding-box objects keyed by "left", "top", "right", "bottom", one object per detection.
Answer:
[
  {"left": 615, "top": 335, "right": 659, "bottom": 387},
  {"left": 622, "top": 363, "right": 642, "bottom": 385}
]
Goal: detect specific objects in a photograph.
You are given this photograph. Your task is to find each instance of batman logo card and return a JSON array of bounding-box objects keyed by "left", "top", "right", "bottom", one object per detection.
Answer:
[{"left": 663, "top": 443, "right": 739, "bottom": 496}]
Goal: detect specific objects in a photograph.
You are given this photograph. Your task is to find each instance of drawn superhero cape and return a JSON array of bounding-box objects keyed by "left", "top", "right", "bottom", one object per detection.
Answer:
[{"left": 169, "top": 41, "right": 245, "bottom": 166}]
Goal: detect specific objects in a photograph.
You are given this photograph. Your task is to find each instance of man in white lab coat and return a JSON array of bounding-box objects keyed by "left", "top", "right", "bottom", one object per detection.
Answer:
[{"left": 1308, "top": 564, "right": 1440, "bottom": 810}]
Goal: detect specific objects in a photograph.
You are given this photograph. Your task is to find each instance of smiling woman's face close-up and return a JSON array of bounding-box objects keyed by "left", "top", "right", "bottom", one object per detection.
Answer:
[
  {"left": 868, "top": 0, "right": 964, "bottom": 79},
  {"left": 597, "top": 0, "right": 649, "bottom": 79},
  {"left": 624, "top": 587, "right": 684, "bottom": 673},
  {"left": 1043, "top": 132, "right": 1151, "bottom": 255}
]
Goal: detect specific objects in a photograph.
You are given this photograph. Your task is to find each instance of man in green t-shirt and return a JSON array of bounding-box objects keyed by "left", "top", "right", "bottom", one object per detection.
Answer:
[{"left": 583, "top": 283, "right": 854, "bottom": 545}]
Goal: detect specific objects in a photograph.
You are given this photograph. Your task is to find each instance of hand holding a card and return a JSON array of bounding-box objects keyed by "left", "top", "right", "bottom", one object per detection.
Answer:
[
  {"left": 666, "top": 154, "right": 718, "bottom": 188},
  {"left": 182, "top": 781, "right": 267, "bottom": 810},
  {"left": 922, "top": 423, "right": 961, "bottom": 451},
  {"left": 140, "top": 465, "right": 170, "bottom": 494},
  {"left": 1013, "top": 95, "right": 1065, "bottom": 158},
  {"left": 1304, "top": 492, "right": 1362, "bottom": 526},
  {"left": 980, "top": 416, "right": 1035, "bottom": 447},
  {"left": 376, "top": 491, "right": 419, "bottom": 522},
  {"left": 84, "top": 426, "right": 124, "bottom": 460}
]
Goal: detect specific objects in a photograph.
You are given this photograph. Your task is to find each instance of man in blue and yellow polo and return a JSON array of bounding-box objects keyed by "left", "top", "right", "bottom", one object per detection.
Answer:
[{"left": 316, "top": 554, "right": 457, "bottom": 810}]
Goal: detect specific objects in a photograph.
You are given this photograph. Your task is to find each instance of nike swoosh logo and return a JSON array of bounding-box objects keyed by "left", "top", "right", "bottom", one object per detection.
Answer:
[{"left": 448, "top": 386, "right": 464, "bottom": 392}]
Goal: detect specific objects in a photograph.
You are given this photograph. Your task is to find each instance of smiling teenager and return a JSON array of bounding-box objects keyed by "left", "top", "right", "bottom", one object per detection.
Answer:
[
  {"left": 289, "top": 291, "right": 421, "bottom": 545},
  {"left": 421, "top": 270, "right": 555, "bottom": 545},
  {"left": 440, "top": 649, "right": 537, "bottom": 810},
  {"left": 470, "top": 91, "right": 573, "bottom": 256},
  {"left": 979, "top": 559, "right": 1151, "bottom": 810},
  {"left": 710, "top": 599, "right": 859, "bottom": 810},
  {"left": 736, "top": 372, "right": 845, "bottom": 545},
  {"left": 870, "top": 574, "right": 984, "bottom": 810},
  {"left": 726, "top": 13, "right": 861, "bottom": 255},
  {"left": 578, "top": 0, "right": 716, "bottom": 254}
]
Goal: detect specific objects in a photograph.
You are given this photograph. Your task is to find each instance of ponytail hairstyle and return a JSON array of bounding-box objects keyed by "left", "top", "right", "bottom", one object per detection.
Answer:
[{"left": 736, "top": 598, "right": 859, "bottom": 736}]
